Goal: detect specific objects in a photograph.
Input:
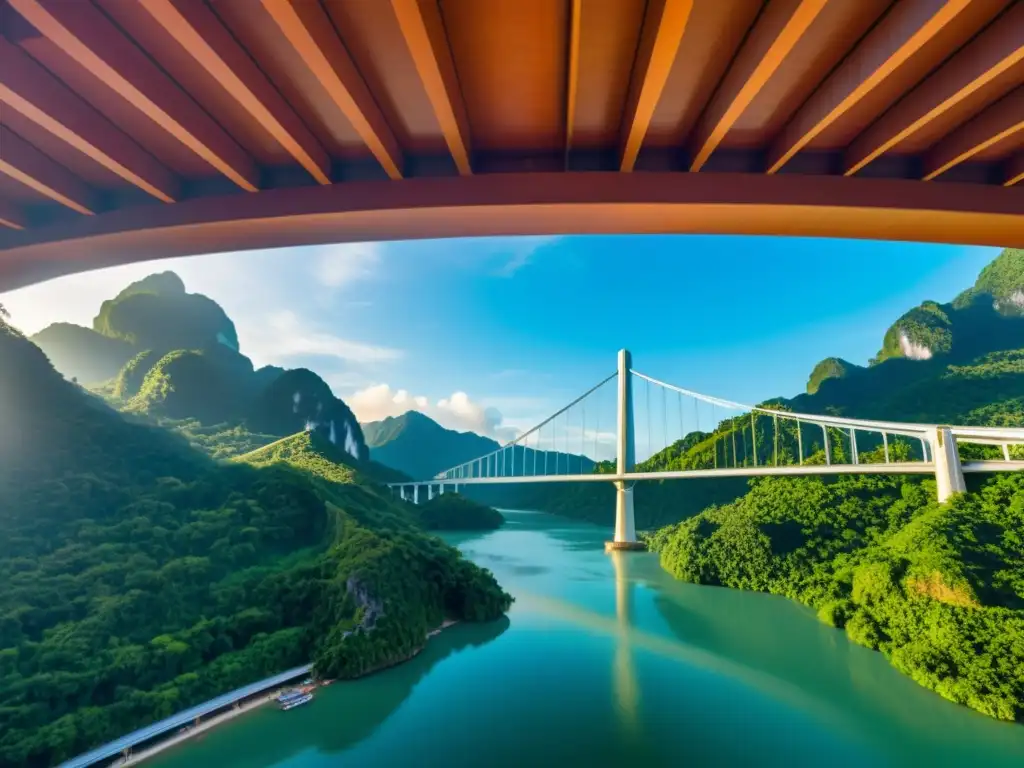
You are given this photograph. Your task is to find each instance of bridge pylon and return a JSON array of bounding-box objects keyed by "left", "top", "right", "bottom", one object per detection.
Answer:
[{"left": 608, "top": 349, "right": 645, "bottom": 552}]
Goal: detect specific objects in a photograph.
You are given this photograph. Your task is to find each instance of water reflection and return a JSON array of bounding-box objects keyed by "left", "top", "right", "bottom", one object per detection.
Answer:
[
  {"left": 149, "top": 617, "right": 510, "bottom": 768},
  {"left": 609, "top": 550, "right": 639, "bottom": 734}
]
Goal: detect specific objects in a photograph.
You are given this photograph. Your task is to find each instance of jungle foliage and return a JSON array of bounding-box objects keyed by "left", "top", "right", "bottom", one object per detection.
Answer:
[
  {"left": 414, "top": 494, "right": 506, "bottom": 531},
  {"left": 646, "top": 470, "right": 1024, "bottom": 722},
  {"left": 0, "top": 322, "right": 511, "bottom": 768}
]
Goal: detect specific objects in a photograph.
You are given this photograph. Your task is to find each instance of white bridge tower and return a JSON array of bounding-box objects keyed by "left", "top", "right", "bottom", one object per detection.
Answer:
[{"left": 607, "top": 349, "right": 645, "bottom": 551}]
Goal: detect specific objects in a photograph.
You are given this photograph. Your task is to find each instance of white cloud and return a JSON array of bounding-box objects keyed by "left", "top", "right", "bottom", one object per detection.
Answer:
[
  {"left": 312, "top": 242, "right": 382, "bottom": 288},
  {"left": 242, "top": 310, "right": 402, "bottom": 367},
  {"left": 350, "top": 383, "right": 516, "bottom": 440}
]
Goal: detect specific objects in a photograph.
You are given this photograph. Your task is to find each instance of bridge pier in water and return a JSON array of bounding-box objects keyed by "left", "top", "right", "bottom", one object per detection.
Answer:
[{"left": 607, "top": 349, "right": 645, "bottom": 552}]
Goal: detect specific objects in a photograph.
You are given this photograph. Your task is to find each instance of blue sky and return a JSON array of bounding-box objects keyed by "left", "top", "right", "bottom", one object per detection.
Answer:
[{"left": 2, "top": 235, "right": 998, "bottom": 447}]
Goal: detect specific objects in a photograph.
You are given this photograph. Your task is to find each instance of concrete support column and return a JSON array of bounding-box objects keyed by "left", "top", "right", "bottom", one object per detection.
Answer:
[
  {"left": 609, "top": 349, "right": 641, "bottom": 550},
  {"left": 614, "top": 482, "right": 636, "bottom": 543},
  {"left": 428, "top": 484, "right": 436, "bottom": 501},
  {"left": 440, "top": 483, "right": 445, "bottom": 495},
  {"left": 413, "top": 485, "right": 420, "bottom": 505},
  {"left": 399, "top": 486, "right": 406, "bottom": 501},
  {"left": 932, "top": 426, "right": 966, "bottom": 503}
]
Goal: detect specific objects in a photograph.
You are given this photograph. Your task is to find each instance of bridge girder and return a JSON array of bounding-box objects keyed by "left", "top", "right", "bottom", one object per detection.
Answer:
[{"left": 0, "top": 0, "right": 1022, "bottom": 290}]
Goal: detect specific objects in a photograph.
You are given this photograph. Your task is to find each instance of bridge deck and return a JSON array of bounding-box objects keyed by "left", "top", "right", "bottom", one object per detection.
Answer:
[{"left": 390, "top": 461, "right": 1024, "bottom": 487}]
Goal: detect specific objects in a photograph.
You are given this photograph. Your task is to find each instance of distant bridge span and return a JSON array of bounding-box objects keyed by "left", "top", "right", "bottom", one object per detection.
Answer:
[
  {"left": 389, "top": 350, "right": 1024, "bottom": 549},
  {"left": 1, "top": 0, "right": 1023, "bottom": 290}
]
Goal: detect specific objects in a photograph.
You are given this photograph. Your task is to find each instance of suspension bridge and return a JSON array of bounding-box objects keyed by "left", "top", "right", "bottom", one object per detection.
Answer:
[{"left": 388, "top": 350, "right": 1024, "bottom": 550}]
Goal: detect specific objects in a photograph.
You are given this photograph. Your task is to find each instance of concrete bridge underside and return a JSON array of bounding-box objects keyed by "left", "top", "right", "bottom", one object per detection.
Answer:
[{"left": 1, "top": 0, "right": 1022, "bottom": 290}]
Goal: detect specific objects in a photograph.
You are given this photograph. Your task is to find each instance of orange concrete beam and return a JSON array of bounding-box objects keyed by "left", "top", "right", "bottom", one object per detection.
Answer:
[
  {"left": 262, "top": 0, "right": 403, "bottom": 180},
  {"left": 1006, "top": 152, "right": 1024, "bottom": 186},
  {"left": 924, "top": 87, "right": 1024, "bottom": 180},
  {"left": 8, "top": 0, "right": 258, "bottom": 192},
  {"left": 0, "top": 40, "right": 179, "bottom": 203},
  {"left": 392, "top": 0, "right": 472, "bottom": 175},
  {"left": 0, "top": 199, "right": 25, "bottom": 231},
  {"left": 767, "top": 0, "right": 974, "bottom": 174},
  {"left": 0, "top": 126, "right": 96, "bottom": 215},
  {"left": 688, "top": 0, "right": 828, "bottom": 172},
  {"left": 139, "top": 0, "right": 330, "bottom": 185},
  {"left": 619, "top": 0, "right": 693, "bottom": 171},
  {"left": 845, "top": 2, "right": 1024, "bottom": 176},
  {"left": 1, "top": 173, "right": 1021, "bottom": 291},
  {"left": 565, "top": 0, "right": 583, "bottom": 160}
]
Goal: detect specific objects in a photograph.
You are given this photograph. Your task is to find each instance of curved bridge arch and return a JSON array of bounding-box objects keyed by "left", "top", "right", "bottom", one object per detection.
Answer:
[{"left": 0, "top": 0, "right": 1022, "bottom": 290}]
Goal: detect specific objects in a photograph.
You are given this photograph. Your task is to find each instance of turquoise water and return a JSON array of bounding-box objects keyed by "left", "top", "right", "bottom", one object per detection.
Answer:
[{"left": 149, "top": 510, "right": 1024, "bottom": 767}]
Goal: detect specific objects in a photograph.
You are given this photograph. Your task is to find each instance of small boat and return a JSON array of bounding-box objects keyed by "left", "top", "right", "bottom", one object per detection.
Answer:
[{"left": 277, "top": 690, "right": 314, "bottom": 711}]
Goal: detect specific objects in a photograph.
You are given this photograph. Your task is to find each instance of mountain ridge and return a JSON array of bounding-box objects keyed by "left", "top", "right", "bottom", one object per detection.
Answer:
[{"left": 0, "top": 304, "right": 511, "bottom": 767}]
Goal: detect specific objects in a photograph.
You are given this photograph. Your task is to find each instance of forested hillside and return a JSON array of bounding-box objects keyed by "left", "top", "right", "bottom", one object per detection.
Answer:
[
  {"left": 647, "top": 469, "right": 1024, "bottom": 722},
  {"left": 0, "top": 317, "right": 511, "bottom": 768},
  {"left": 30, "top": 271, "right": 369, "bottom": 464},
  {"left": 642, "top": 248, "right": 1024, "bottom": 722}
]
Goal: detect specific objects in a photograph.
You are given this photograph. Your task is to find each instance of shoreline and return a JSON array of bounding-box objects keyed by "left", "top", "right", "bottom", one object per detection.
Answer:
[{"left": 111, "top": 619, "right": 460, "bottom": 767}]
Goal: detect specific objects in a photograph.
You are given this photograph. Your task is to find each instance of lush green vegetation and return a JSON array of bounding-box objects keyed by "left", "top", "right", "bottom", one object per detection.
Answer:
[
  {"left": 124, "top": 349, "right": 240, "bottom": 424},
  {"left": 28, "top": 322, "right": 134, "bottom": 384},
  {"left": 113, "top": 349, "right": 159, "bottom": 399},
  {"left": 364, "top": 411, "right": 500, "bottom": 480},
  {"left": 414, "top": 494, "right": 505, "bottom": 531},
  {"left": 0, "top": 321, "right": 511, "bottom": 768},
  {"left": 647, "top": 469, "right": 1024, "bottom": 721},
  {"left": 638, "top": 247, "right": 1024, "bottom": 722},
  {"left": 956, "top": 248, "right": 1024, "bottom": 315},
  {"left": 246, "top": 369, "right": 364, "bottom": 457},
  {"left": 872, "top": 301, "right": 953, "bottom": 365},
  {"left": 807, "top": 357, "right": 859, "bottom": 394},
  {"left": 92, "top": 271, "right": 239, "bottom": 351},
  {"left": 30, "top": 272, "right": 246, "bottom": 386}
]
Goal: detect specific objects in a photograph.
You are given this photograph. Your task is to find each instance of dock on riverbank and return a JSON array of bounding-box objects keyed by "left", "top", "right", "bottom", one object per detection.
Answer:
[
  {"left": 62, "top": 620, "right": 462, "bottom": 768},
  {"left": 59, "top": 665, "right": 313, "bottom": 768}
]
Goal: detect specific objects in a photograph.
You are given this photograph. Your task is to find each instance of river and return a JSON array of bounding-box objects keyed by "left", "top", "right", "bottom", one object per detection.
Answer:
[{"left": 149, "top": 510, "right": 1024, "bottom": 767}]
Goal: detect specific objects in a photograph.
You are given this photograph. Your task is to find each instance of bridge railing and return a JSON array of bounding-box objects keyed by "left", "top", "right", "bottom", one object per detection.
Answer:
[{"left": 405, "top": 353, "right": 1024, "bottom": 495}]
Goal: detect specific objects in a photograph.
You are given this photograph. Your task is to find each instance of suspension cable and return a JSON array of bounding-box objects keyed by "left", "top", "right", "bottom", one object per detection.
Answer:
[
  {"left": 545, "top": 420, "right": 550, "bottom": 475},
  {"left": 678, "top": 391, "right": 684, "bottom": 440},
  {"left": 581, "top": 400, "right": 586, "bottom": 474},
  {"left": 662, "top": 385, "right": 668, "bottom": 452},
  {"left": 712, "top": 404, "right": 718, "bottom": 469},
  {"left": 646, "top": 377, "right": 652, "bottom": 462}
]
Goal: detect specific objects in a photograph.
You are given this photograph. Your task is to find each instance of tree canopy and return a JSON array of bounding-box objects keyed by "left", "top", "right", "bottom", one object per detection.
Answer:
[{"left": 0, "top": 321, "right": 511, "bottom": 768}]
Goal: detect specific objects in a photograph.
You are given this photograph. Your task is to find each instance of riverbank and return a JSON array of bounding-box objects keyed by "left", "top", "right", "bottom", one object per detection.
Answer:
[
  {"left": 107, "top": 691, "right": 279, "bottom": 767},
  {"left": 110, "top": 620, "right": 461, "bottom": 767}
]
